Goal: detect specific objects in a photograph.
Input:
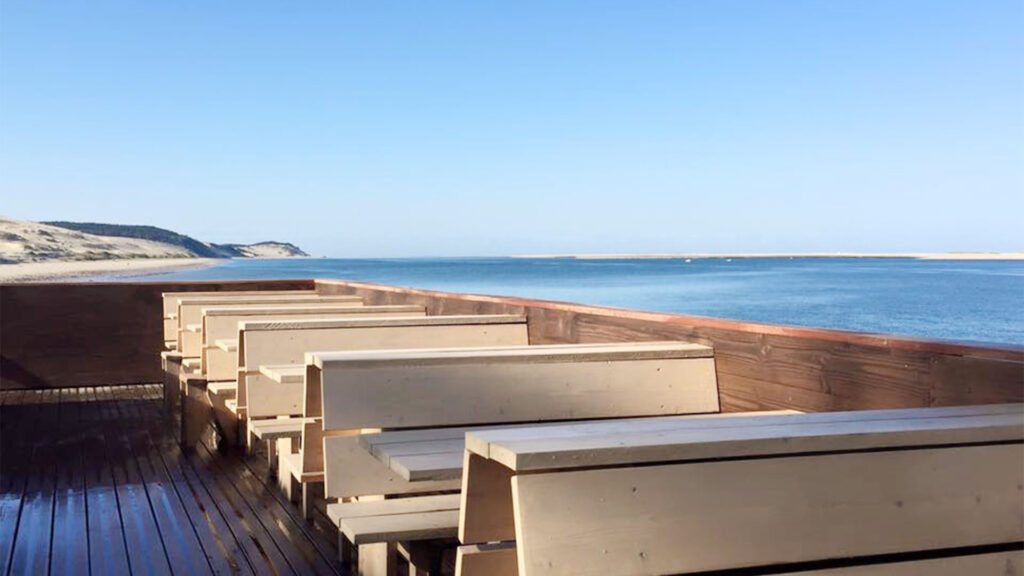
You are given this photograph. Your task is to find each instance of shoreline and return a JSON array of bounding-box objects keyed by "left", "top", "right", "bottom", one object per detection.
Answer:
[
  {"left": 0, "top": 257, "right": 219, "bottom": 283},
  {"left": 513, "top": 252, "right": 1024, "bottom": 261}
]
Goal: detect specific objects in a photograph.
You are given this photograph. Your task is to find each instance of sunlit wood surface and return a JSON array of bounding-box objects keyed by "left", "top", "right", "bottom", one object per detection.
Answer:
[{"left": 0, "top": 384, "right": 346, "bottom": 576}]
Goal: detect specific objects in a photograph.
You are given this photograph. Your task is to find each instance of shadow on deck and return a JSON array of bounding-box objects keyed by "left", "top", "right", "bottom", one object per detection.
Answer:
[{"left": 0, "top": 385, "right": 346, "bottom": 576}]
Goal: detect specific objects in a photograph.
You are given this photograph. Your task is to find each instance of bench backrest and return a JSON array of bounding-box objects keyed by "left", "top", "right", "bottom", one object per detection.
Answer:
[
  {"left": 318, "top": 341, "right": 719, "bottom": 499},
  {"left": 161, "top": 290, "right": 314, "bottom": 340},
  {"left": 202, "top": 304, "right": 426, "bottom": 380},
  {"left": 241, "top": 314, "right": 529, "bottom": 417},
  {"left": 176, "top": 295, "right": 362, "bottom": 354},
  {"left": 315, "top": 342, "right": 718, "bottom": 429}
]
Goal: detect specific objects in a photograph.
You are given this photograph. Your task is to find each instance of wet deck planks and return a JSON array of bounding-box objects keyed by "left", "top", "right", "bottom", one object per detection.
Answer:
[{"left": 0, "top": 384, "right": 346, "bottom": 576}]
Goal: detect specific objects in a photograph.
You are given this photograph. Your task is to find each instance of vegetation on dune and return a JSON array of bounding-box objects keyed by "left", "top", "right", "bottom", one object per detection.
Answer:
[{"left": 42, "top": 221, "right": 308, "bottom": 258}]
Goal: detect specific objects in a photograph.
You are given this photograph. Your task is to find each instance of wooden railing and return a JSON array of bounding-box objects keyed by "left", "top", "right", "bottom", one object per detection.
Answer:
[
  {"left": 2, "top": 278, "right": 1021, "bottom": 407},
  {"left": 314, "top": 279, "right": 1024, "bottom": 413},
  {"left": 0, "top": 280, "right": 315, "bottom": 388}
]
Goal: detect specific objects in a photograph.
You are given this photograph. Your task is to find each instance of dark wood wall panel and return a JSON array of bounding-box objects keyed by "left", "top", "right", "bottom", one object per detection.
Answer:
[
  {"left": 3, "top": 276, "right": 1020, "bottom": 407},
  {"left": 1, "top": 280, "right": 315, "bottom": 389},
  {"left": 316, "top": 280, "right": 1024, "bottom": 413}
]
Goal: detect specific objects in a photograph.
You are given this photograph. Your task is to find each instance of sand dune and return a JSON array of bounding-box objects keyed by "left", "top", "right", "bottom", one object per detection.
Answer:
[{"left": 1, "top": 215, "right": 193, "bottom": 263}]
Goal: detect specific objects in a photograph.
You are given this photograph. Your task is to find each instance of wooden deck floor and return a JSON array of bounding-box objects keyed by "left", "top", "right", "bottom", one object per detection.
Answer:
[{"left": 0, "top": 384, "right": 347, "bottom": 576}]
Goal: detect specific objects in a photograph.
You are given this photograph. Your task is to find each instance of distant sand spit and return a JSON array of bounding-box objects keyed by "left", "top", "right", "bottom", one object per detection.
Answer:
[
  {"left": 516, "top": 253, "right": 1024, "bottom": 261},
  {"left": 0, "top": 258, "right": 218, "bottom": 283}
]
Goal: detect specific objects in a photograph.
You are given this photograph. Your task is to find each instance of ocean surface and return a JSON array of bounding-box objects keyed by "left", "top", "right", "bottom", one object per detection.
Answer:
[{"left": 120, "top": 257, "right": 1024, "bottom": 347}]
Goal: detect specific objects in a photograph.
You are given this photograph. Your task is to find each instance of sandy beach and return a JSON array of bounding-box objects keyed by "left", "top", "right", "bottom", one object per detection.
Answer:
[{"left": 0, "top": 257, "right": 218, "bottom": 283}]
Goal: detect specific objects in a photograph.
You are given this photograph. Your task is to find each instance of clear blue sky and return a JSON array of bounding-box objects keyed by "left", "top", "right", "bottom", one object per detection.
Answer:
[{"left": 1, "top": 1, "right": 1021, "bottom": 257}]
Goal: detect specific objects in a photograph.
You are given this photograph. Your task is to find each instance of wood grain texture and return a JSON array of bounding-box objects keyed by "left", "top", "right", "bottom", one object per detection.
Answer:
[
  {"left": 203, "top": 305, "right": 425, "bottom": 380},
  {"left": 510, "top": 444, "right": 1024, "bottom": 575},
  {"left": 162, "top": 289, "right": 316, "bottom": 339},
  {"left": 178, "top": 295, "right": 361, "bottom": 355},
  {"left": 1, "top": 280, "right": 314, "bottom": 389},
  {"left": 322, "top": 435, "right": 460, "bottom": 499},
  {"left": 318, "top": 354, "right": 719, "bottom": 431},
  {"left": 315, "top": 279, "right": 1024, "bottom": 414}
]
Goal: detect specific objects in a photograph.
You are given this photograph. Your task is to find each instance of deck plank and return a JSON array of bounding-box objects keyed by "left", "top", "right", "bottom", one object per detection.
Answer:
[
  {"left": 49, "top": 388, "right": 90, "bottom": 576},
  {"left": 118, "top": 385, "right": 214, "bottom": 576},
  {"left": 0, "top": 391, "right": 31, "bottom": 575},
  {"left": 155, "top": 433, "right": 256, "bottom": 576},
  {"left": 201, "top": 443, "right": 343, "bottom": 576},
  {"left": 103, "top": 385, "right": 173, "bottom": 576},
  {"left": 186, "top": 445, "right": 294, "bottom": 576},
  {"left": 1, "top": 384, "right": 345, "bottom": 576},
  {"left": 5, "top": 390, "right": 53, "bottom": 576},
  {"left": 133, "top": 381, "right": 255, "bottom": 576},
  {"left": 240, "top": 446, "right": 345, "bottom": 573},
  {"left": 84, "top": 387, "right": 133, "bottom": 576}
]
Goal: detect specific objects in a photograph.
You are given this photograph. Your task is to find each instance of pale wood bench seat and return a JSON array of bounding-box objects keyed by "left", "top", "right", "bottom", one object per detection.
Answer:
[
  {"left": 214, "top": 339, "right": 237, "bottom": 353},
  {"left": 361, "top": 411, "right": 802, "bottom": 482},
  {"left": 206, "top": 381, "right": 237, "bottom": 397},
  {"left": 281, "top": 450, "right": 321, "bottom": 483},
  {"left": 469, "top": 402, "right": 1024, "bottom": 471},
  {"left": 249, "top": 417, "right": 314, "bottom": 472},
  {"left": 164, "top": 340, "right": 177, "bottom": 350},
  {"left": 341, "top": 511, "right": 459, "bottom": 545},
  {"left": 260, "top": 364, "right": 306, "bottom": 384},
  {"left": 250, "top": 417, "right": 312, "bottom": 440},
  {"left": 185, "top": 323, "right": 202, "bottom": 333},
  {"left": 181, "top": 357, "right": 202, "bottom": 372},
  {"left": 327, "top": 494, "right": 461, "bottom": 528},
  {"left": 390, "top": 453, "right": 465, "bottom": 482},
  {"left": 458, "top": 404, "right": 1024, "bottom": 576}
]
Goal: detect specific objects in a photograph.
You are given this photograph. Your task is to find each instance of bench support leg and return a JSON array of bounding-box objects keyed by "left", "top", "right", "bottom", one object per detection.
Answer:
[
  {"left": 161, "top": 355, "right": 182, "bottom": 415},
  {"left": 265, "top": 438, "right": 278, "bottom": 472},
  {"left": 236, "top": 416, "right": 247, "bottom": 449},
  {"left": 277, "top": 438, "right": 301, "bottom": 502},
  {"left": 338, "top": 532, "right": 354, "bottom": 568},
  {"left": 180, "top": 376, "right": 210, "bottom": 450},
  {"left": 208, "top": 392, "right": 238, "bottom": 448},
  {"left": 302, "top": 481, "right": 324, "bottom": 520},
  {"left": 357, "top": 542, "right": 400, "bottom": 576}
]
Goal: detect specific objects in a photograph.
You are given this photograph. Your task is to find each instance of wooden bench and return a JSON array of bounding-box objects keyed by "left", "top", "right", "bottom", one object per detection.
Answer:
[
  {"left": 201, "top": 303, "right": 426, "bottom": 381},
  {"left": 334, "top": 494, "right": 463, "bottom": 545},
  {"left": 161, "top": 289, "right": 315, "bottom": 343},
  {"left": 312, "top": 341, "right": 719, "bottom": 575},
  {"left": 252, "top": 315, "right": 532, "bottom": 508},
  {"left": 175, "top": 294, "right": 362, "bottom": 357},
  {"left": 182, "top": 304, "right": 428, "bottom": 449},
  {"left": 358, "top": 410, "right": 800, "bottom": 482},
  {"left": 248, "top": 416, "right": 316, "bottom": 470},
  {"left": 456, "top": 404, "right": 1024, "bottom": 576},
  {"left": 241, "top": 314, "right": 529, "bottom": 424},
  {"left": 176, "top": 314, "right": 526, "bottom": 456}
]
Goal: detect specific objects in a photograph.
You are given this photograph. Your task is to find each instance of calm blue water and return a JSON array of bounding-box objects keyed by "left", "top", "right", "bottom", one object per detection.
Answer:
[{"left": 118, "top": 258, "right": 1024, "bottom": 347}]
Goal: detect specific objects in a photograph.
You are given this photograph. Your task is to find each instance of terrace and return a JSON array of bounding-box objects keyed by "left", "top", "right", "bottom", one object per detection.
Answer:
[{"left": 1, "top": 279, "right": 1021, "bottom": 575}]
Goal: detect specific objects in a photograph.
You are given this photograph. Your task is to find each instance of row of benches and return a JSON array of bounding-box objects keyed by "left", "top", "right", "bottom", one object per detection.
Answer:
[{"left": 160, "top": 288, "right": 1024, "bottom": 575}]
